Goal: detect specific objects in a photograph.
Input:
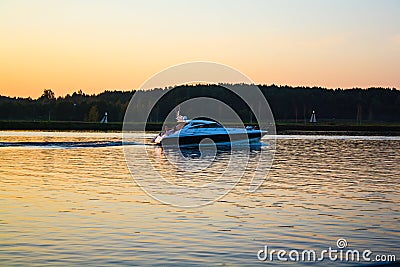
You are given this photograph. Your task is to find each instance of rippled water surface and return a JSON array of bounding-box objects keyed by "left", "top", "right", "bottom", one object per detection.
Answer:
[{"left": 1, "top": 131, "right": 399, "bottom": 266}]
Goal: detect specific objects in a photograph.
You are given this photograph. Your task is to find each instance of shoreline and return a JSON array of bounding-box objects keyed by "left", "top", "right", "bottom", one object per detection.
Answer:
[{"left": 1, "top": 121, "right": 400, "bottom": 136}]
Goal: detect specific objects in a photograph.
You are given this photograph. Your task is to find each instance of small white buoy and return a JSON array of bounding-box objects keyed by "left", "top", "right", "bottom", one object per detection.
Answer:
[
  {"left": 310, "top": 110, "right": 317, "bottom": 123},
  {"left": 100, "top": 112, "right": 108, "bottom": 123}
]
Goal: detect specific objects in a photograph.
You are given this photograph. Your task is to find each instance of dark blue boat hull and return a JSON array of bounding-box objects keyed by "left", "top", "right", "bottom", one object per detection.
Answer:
[{"left": 160, "top": 131, "right": 264, "bottom": 146}]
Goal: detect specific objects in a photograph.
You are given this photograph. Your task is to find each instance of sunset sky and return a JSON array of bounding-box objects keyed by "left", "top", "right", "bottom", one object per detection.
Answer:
[{"left": 1, "top": 0, "right": 399, "bottom": 98}]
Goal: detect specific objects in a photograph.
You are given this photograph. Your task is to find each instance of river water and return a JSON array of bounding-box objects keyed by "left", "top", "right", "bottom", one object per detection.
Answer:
[{"left": 1, "top": 131, "right": 399, "bottom": 266}]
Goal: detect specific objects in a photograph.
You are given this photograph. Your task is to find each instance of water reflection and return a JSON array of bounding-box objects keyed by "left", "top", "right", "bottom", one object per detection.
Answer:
[
  {"left": 156, "top": 142, "right": 262, "bottom": 159},
  {"left": 0, "top": 132, "right": 399, "bottom": 266},
  {"left": 130, "top": 142, "right": 270, "bottom": 207}
]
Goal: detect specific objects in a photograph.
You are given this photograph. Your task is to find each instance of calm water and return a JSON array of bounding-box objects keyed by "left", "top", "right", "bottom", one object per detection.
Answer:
[{"left": 0, "top": 131, "right": 399, "bottom": 266}]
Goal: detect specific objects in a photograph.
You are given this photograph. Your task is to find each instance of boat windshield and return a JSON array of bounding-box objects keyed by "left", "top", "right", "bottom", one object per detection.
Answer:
[
  {"left": 162, "top": 122, "right": 186, "bottom": 136},
  {"left": 175, "top": 122, "right": 186, "bottom": 130},
  {"left": 187, "top": 122, "right": 223, "bottom": 129}
]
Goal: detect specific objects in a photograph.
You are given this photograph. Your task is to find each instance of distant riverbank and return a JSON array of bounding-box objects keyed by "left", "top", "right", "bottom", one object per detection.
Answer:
[{"left": 1, "top": 120, "right": 400, "bottom": 135}]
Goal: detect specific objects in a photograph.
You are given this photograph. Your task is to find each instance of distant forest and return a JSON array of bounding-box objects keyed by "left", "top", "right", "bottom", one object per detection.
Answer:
[{"left": 0, "top": 84, "right": 399, "bottom": 123}]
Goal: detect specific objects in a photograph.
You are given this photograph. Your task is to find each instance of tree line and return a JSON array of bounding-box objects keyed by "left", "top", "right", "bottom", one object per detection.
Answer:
[{"left": 0, "top": 85, "right": 399, "bottom": 123}]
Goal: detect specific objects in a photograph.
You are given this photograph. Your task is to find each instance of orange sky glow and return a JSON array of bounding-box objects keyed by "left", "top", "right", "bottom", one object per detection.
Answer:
[{"left": 1, "top": 0, "right": 399, "bottom": 98}]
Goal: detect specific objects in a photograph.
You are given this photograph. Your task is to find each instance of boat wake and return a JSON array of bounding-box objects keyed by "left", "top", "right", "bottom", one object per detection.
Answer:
[{"left": 0, "top": 141, "right": 140, "bottom": 149}]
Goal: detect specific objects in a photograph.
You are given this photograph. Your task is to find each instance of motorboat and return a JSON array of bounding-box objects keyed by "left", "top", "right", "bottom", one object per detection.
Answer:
[{"left": 151, "top": 111, "right": 267, "bottom": 147}]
